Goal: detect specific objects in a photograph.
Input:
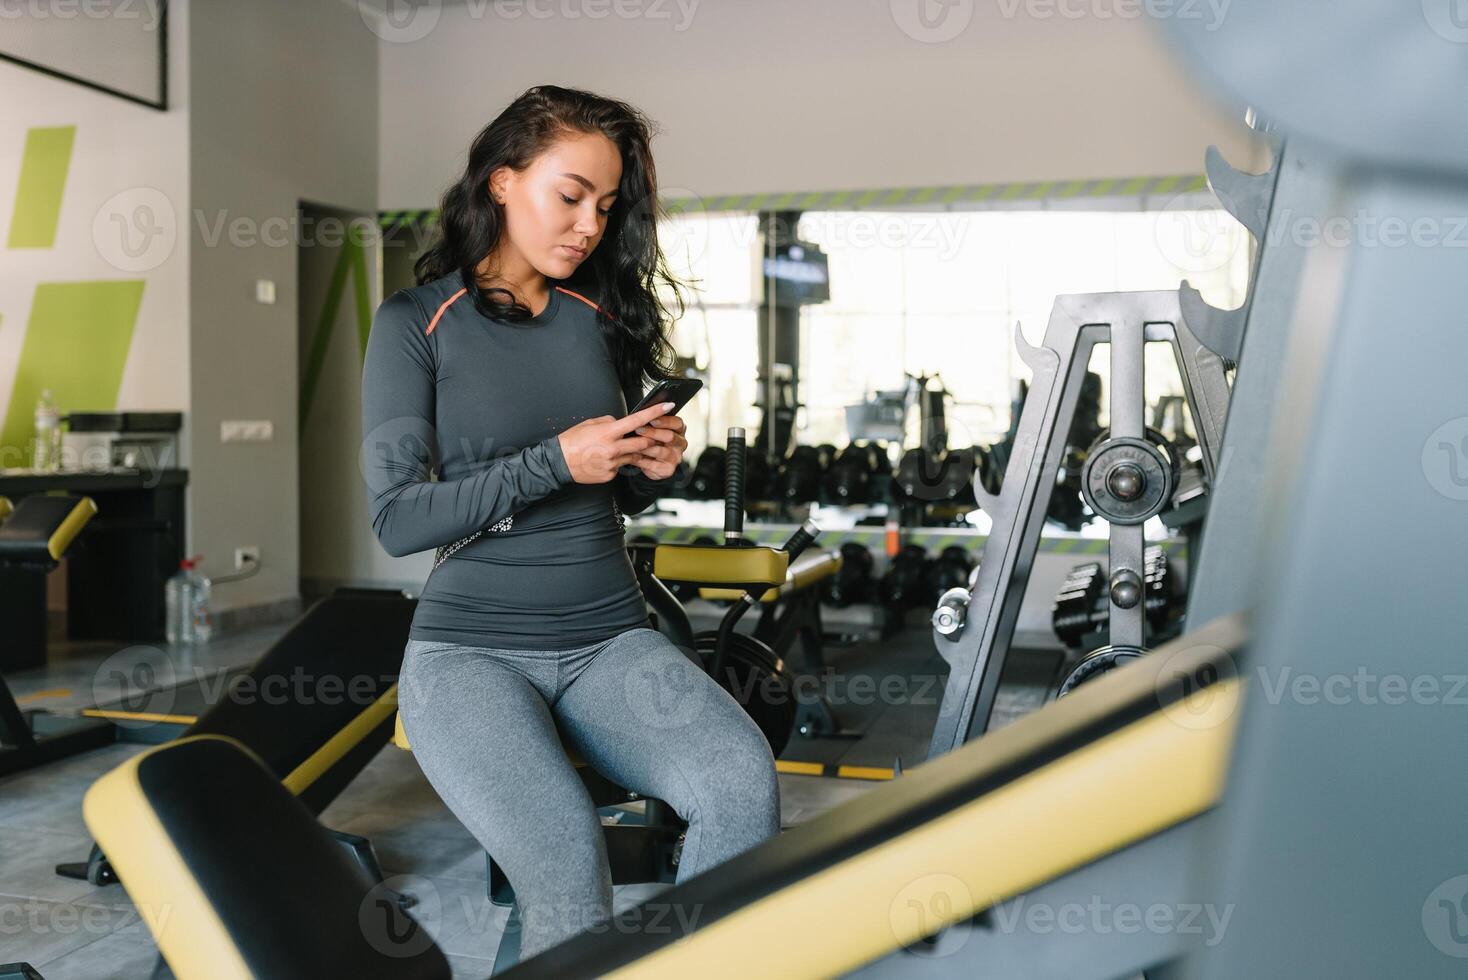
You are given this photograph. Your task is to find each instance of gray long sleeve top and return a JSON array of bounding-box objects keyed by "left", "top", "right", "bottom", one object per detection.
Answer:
[{"left": 360, "top": 270, "right": 673, "bottom": 650}]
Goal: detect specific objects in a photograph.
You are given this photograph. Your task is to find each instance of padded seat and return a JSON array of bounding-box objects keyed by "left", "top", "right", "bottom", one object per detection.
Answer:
[
  {"left": 698, "top": 548, "right": 842, "bottom": 603},
  {"left": 651, "top": 543, "right": 788, "bottom": 593},
  {"left": 83, "top": 734, "right": 452, "bottom": 980}
]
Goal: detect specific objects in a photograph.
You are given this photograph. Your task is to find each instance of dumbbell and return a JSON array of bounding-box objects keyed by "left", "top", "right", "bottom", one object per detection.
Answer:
[
  {"left": 814, "top": 443, "right": 839, "bottom": 473},
  {"left": 824, "top": 443, "right": 879, "bottom": 506},
  {"left": 948, "top": 448, "right": 982, "bottom": 507},
  {"left": 825, "top": 541, "right": 875, "bottom": 607},
  {"left": 892, "top": 447, "right": 976, "bottom": 506},
  {"left": 1051, "top": 561, "right": 1106, "bottom": 648},
  {"left": 866, "top": 441, "right": 894, "bottom": 504},
  {"left": 745, "top": 451, "right": 774, "bottom": 503},
  {"left": 1050, "top": 548, "right": 1180, "bottom": 650},
  {"left": 889, "top": 449, "right": 927, "bottom": 505},
  {"left": 776, "top": 445, "right": 824, "bottom": 504},
  {"left": 668, "top": 458, "right": 693, "bottom": 497},
  {"left": 688, "top": 446, "right": 726, "bottom": 499},
  {"left": 879, "top": 544, "right": 930, "bottom": 612},
  {"left": 1048, "top": 447, "right": 1091, "bottom": 531},
  {"left": 922, "top": 545, "right": 975, "bottom": 602},
  {"left": 984, "top": 439, "right": 1011, "bottom": 495}
]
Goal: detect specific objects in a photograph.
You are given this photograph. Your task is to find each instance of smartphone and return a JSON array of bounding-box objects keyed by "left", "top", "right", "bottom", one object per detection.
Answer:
[{"left": 629, "top": 377, "right": 703, "bottom": 416}]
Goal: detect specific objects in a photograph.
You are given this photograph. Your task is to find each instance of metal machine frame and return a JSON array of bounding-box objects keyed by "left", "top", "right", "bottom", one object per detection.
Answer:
[{"left": 925, "top": 137, "right": 1296, "bottom": 758}]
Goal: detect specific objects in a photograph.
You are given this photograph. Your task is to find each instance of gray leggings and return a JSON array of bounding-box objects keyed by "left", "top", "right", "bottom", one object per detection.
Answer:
[{"left": 397, "top": 627, "right": 781, "bottom": 959}]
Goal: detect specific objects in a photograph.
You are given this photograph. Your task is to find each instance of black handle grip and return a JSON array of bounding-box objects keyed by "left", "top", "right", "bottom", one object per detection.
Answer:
[
  {"left": 724, "top": 427, "right": 746, "bottom": 543},
  {"left": 781, "top": 519, "right": 820, "bottom": 561}
]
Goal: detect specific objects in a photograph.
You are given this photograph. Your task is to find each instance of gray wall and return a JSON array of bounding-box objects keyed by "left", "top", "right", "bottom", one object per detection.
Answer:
[
  {"left": 297, "top": 203, "right": 436, "bottom": 596},
  {"left": 188, "top": 0, "right": 378, "bottom": 614}
]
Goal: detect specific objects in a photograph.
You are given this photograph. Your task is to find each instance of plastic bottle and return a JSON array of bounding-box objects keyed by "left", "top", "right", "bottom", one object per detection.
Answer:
[
  {"left": 190, "top": 559, "right": 213, "bottom": 644},
  {"left": 33, "top": 389, "right": 60, "bottom": 472},
  {"left": 165, "top": 559, "right": 195, "bottom": 644}
]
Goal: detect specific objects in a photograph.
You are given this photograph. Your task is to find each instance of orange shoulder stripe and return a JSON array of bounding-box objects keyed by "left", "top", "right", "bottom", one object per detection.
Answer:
[
  {"left": 555, "top": 286, "right": 609, "bottom": 317},
  {"left": 429, "top": 285, "right": 607, "bottom": 334},
  {"left": 424, "top": 287, "right": 467, "bottom": 336}
]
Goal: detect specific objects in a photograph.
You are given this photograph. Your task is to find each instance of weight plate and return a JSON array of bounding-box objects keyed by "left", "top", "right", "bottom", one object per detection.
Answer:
[
  {"left": 1056, "top": 645, "right": 1146, "bottom": 697},
  {"left": 694, "top": 631, "right": 795, "bottom": 756},
  {"left": 1081, "top": 436, "right": 1174, "bottom": 525}
]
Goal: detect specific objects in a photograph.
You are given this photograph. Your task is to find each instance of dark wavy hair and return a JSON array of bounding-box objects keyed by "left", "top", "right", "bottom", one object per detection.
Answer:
[{"left": 414, "top": 84, "right": 685, "bottom": 393}]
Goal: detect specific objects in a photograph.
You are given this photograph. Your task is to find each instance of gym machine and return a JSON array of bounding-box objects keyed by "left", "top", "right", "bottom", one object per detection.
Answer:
[
  {"left": 924, "top": 286, "right": 1234, "bottom": 753},
  {"left": 634, "top": 426, "right": 853, "bottom": 749},
  {"left": 0, "top": 494, "right": 114, "bottom": 777},
  {"left": 923, "top": 125, "right": 1311, "bottom": 755}
]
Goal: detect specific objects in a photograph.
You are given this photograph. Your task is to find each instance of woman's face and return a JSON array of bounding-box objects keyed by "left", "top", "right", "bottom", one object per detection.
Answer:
[{"left": 491, "top": 131, "right": 623, "bottom": 280}]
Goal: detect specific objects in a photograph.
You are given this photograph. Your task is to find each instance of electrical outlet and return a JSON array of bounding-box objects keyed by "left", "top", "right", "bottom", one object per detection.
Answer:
[
  {"left": 221, "top": 420, "right": 274, "bottom": 443},
  {"left": 235, "top": 546, "right": 260, "bottom": 570}
]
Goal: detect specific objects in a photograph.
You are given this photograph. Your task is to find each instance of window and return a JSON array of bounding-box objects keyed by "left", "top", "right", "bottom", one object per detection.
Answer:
[{"left": 659, "top": 206, "right": 1251, "bottom": 462}]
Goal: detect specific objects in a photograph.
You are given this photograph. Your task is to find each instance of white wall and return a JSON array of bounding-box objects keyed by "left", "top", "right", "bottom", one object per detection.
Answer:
[
  {"left": 0, "top": 2, "right": 190, "bottom": 467},
  {"left": 378, "top": 0, "right": 1260, "bottom": 210}
]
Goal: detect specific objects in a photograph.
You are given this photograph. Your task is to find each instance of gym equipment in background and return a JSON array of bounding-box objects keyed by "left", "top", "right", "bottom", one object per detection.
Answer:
[
  {"left": 823, "top": 442, "right": 889, "bottom": 506},
  {"left": 1050, "top": 545, "right": 1184, "bottom": 695},
  {"left": 56, "top": 590, "right": 415, "bottom": 907},
  {"left": 638, "top": 427, "right": 852, "bottom": 750},
  {"left": 924, "top": 288, "right": 1233, "bottom": 756},
  {"left": 823, "top": 541, "right": 875, "bottom": 607},
  {"left": 0, "top": 494, "right": 114, "bottom": 777}
]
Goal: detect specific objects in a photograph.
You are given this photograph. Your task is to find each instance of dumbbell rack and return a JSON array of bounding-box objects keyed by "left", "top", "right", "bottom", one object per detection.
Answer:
[{"left": 925, "top": 140, "right": 1287, "bottom": 758}]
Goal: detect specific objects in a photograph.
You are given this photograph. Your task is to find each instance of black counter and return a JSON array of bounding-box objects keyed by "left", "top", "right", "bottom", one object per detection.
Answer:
[{"left": 0, "top": 470, "right": 189, "bottom": 668}]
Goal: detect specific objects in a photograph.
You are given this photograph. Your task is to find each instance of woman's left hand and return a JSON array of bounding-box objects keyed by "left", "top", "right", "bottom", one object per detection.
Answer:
[{"left": 631, "top": 413, "right": 688, "bottom": 480}]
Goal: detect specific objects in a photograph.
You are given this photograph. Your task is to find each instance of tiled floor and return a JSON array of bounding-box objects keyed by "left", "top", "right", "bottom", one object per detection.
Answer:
[
  {"left": 0, "top": 617, "right": 1055, "bottom": 977},
  {"left": 0, "top": 629, "right": 889, "bottom": 977},
  {"left": 0, "top": 729, "right": 881, "bottom": 977}
]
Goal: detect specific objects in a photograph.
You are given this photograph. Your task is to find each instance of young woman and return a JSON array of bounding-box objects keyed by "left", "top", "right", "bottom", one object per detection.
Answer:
[{"left": 360, "top": 85, "right": 780, "bottom": 959}]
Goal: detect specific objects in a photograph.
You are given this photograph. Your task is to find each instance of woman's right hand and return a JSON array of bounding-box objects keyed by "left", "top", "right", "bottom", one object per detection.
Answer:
[{"left": 557, "top": 402, "right": 674, "bottom": 484}]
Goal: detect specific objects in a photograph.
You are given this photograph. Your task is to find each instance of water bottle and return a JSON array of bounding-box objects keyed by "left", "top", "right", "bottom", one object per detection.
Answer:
[
  {"left": 165, "top": 557, "right": 199, "bottom": 645},
  {"left": 190, "top": 560, "right": 213, "bottom": 644},
  {"left": 33, "top": 389, "right": 60, "bottom": 472}
]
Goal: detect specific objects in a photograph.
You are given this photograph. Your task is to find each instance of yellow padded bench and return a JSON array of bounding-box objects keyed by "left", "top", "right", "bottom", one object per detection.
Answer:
[
  {"left": 697, "top": 548, "right": 843, "bottom": 603},
  {"left": 651, "top": 542, "right": 788, "bottom": 593}
]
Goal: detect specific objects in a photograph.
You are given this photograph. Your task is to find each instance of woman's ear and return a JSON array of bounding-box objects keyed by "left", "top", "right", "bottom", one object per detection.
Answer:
[{"left": 488, "top": 168, "right": 509, "bottom": 206}]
